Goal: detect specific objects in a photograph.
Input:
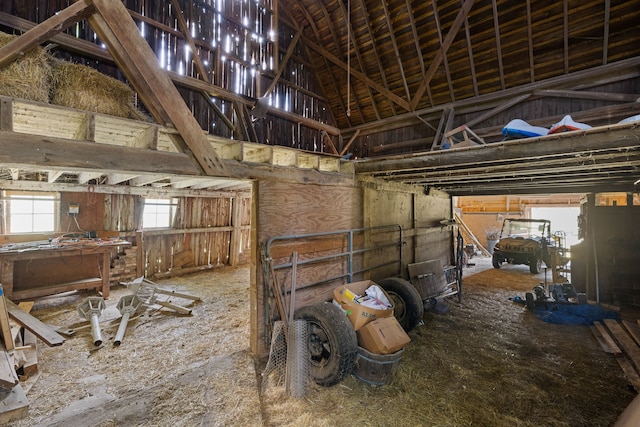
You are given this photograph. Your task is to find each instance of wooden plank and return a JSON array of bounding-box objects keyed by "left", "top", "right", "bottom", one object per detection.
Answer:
[
  {"left": 0, "top": 288, "right": 14, "bottom": 352},
  {"left": 5, "top": 300, "right": 64, "bottom": 347},
  {"left": 603, "top": 319, "right": 640, "bottom": 371},
  {"left": 590, "top": 325, "right": 616, "bottom": 354},
  {"left": 0, "top": 382, "right": 28, "bottom": 424},
  {"left": 622, "top": 320, "right": 640, "bottom": 347},
  {"left": 21, "top": 330, "right": 38, "bottom": 377},
  {"left": 0, "top": 130, "right": 201, "bottom": 176},
  {"left": 616, "top": 356, "right": 640, "bottom": 393},
  {"left": 0, "top": 342, "right": 18, "bottom": 389},
  {"left": 592, "top": 321, "right": 622, "bottom": 354}
]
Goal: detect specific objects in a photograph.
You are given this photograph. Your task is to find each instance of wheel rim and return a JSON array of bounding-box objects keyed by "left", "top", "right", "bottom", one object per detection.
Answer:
[
  {"left": 307, "top": 321, "right": 331, "bottom": 369},
  {"left": 388, "top": 291, "right": 406, "bottom": 320}
]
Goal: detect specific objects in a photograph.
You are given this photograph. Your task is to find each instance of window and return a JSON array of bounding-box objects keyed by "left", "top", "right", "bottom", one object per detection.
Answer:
[
  {"left": 2, "top": 191, "right": 57, "bottom": 234},
  {"left": 142, "top": 198, "right": 177, "bottom": 229}
]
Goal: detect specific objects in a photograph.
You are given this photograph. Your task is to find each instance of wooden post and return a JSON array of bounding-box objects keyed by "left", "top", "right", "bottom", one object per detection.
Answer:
[
  {"left": 229, "top": 193, "right": 243, "bottom": 266},
  {"left": 0, "top": 284, "right": 14, "bottom": 351}
]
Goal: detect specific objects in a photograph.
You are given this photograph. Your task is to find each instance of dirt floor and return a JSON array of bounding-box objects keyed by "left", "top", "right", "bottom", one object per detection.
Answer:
[{"left": 5, "top": 257, "right": 637, "bottom": 426}]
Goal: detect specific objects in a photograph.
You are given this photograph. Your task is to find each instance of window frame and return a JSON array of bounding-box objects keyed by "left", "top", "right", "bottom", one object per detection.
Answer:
[
  {"left": 1, "top": 190, "right": 59, "bottom": 235},
  {"left": 142, "top": 197, "right": 178, "bottom": 230}
]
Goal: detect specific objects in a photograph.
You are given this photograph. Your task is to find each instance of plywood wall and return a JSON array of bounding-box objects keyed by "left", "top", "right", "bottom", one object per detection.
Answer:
[{"left": 252, "top": 178, "right": 453, "bottom": 355}]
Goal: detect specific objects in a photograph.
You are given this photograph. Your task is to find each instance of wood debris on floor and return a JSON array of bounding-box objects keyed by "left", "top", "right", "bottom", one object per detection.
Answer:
[
  {"left": 0, "top": 275, "right": 202, "bottom": 424},
  {"left": 592, "top": 317, "right": 640, "bottom": 392},
  {"left": 0, "top": 288, "right": 67, "bottom": 424}
]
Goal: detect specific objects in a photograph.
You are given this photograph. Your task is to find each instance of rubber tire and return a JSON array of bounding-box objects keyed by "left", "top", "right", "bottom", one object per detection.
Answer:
[
  {"left": 525, "top": 292, "right": 535, "bottom": 310},
  {"left": 492, "top": 253, "right": 501, "bottom": 269},
  {"left": 376, "top": 277, "right": 424, "bottom": 333},
  {"left": 294, "top": 302, "right": 357, "bottom": 387},
  {"left": 530, "top": 256, "right": 542, "bottom": 274}
]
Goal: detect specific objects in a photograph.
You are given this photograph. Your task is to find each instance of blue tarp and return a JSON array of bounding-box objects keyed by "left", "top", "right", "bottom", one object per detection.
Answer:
[{"left": 531, "top": 302, "right": 619, "bottom": 326}]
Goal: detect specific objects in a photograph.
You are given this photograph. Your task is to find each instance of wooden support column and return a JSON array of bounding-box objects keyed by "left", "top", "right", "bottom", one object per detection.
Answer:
[
  {"left": 229, "top": 192, "right": 244, "bottom": 267},
  {"left": 135, "top": 231, "right": 144, "bottom": 278}
]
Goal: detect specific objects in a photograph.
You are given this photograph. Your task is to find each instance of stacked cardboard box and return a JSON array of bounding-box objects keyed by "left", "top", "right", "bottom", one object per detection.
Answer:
[{"left": 333, "top": 280, "right": 411, "bottom": 354}]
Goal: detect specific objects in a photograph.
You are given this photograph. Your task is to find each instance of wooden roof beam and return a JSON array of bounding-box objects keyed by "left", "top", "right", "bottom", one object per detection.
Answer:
[
  {"left": 432, "top": 0, "right": 456, "bottom": 102},
  {"left": 359, "top": 0, "right": 395, "bottom": 117},
  {"left": 461, "top": 0, "right": 479, "bottom": 97},
  {"left": 302, "top": 36, "right": 411, "bottom": 112},
  {"left": 603, "top": 0, "right": 610, "bottom": 64},
  {"left": 411, "top": 0, "right": 475, "bottom": 111},
  {"left": 526, "top": 0, "right": 535, "bottom": 82},
  {"left": 0, "top": 0, "right": 94, "bottom": 69},
  {"left": 491, "top": 0, "right": 506, "bottom": 90},
  {"left": 87, "top": 0, "right": 226, "bottom": 176},
  {"left": 380, "top": 0, "right": 411, "bottom": 102},
  {"left": 340, "top": 0, "right": 381, "bottom": 121}
]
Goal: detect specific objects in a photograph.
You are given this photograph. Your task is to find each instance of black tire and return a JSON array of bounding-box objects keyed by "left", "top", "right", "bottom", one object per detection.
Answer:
[
  {"left": 530, "top": 256, "right": 542, "bottom": 274},
  {"left": 376, "top": 277, "right": 424, "bottom": 332},
  {"left": 294, "top": 302, "right": 357, "bottom": 387},
  {"left": 492, "top": 253, "right": 501, "bottom": 269},
  {"left": 525, "top": 292, "right": 535, "bottom": 310}
]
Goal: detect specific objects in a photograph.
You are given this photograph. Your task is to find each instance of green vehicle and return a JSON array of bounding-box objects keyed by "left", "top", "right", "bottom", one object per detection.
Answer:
[{"left": 492, "top": 219, "right": 552, "bottom": 274}]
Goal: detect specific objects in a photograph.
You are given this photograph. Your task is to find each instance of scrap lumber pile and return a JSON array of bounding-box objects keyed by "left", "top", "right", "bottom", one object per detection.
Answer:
[
  {"left": 110, "top": 247, "right": 139, "bottom": 287},
  {"left": 0, "top": 287, "right": 66, "bottom": 423},
  {"left": 591, "top": 318, "right": 640, "bottom": 392}
]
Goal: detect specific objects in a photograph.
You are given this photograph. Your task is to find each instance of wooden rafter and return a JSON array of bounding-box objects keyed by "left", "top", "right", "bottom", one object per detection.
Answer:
[
  {"left": 303, "top": 36, "right": 411, "bottom": 113},
  {"left": 563, "top": 0, "right": 569, "bottom": 74},
  {"left": 532, "top": 90, "right": 640, "bottom": 103},
  {"left": 338, "top": 0, "right": 381, "bottom": 122},
  {"left": 169, "top": 0, "right": 208, "bottom": 81},
  {"left": 313, "top": 0, "right": 366, "bottom": 121},
  {"left": 87, "top": 0, "right": 227, "bottom": 176},
  {"left": 526, "top": 0, "right": 535, "bottom": 82},
  {"left": 603, "top": 0, "right": 610, "bottom": 64},
  {"left": 380, "top": 0, "right": 411, "bottom": 102},
  {"left": 346, "top": 56, "right": 640, "bottom": 138},
  {"left": 410, "top": 0, "right": 475, "bottom": 111},
  {"left": 430, "top": 108, "right": 450, "bottom": 151},
  {"left": 406, "top": 0, "right": 433, "bottom": 106},
  {"left": 0, "top": 0, "right": 94, "bottom": 69},
  {"left": 280, "top": 2, "right": 356, "bottom": 126},
  {"left": 340, "top": 129, "right": 360, "bottom": 157},
  {"left": 491, "top": 0, "right": 505, "bottom": 90},
  {"left": 261, "top": 29, "right": 302, "bottom": 98},
  {"left": 465, "top": 94, "right": 530, "bottom": 129},
  {"left": 353, "top": 0, "right": 386, "bottom": 118},
  {"left": 169, "top": 0, "right": 237, "bottom": 134},
  {"left": 432, "top": 0, "right": 456, "bottom": 102},
  {"left": 461, "top": 0, "right": 479, "bottom": 97}
]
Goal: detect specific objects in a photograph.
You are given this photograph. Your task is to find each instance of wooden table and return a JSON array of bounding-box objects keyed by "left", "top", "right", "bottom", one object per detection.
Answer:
[{"left": 0, "top": 242, "right": 127, "bottom": 301}]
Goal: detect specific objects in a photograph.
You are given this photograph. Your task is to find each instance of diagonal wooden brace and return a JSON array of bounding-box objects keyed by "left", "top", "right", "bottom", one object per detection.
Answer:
[{"left": 85, "top": 0, "right": 227, "bottom": 176}]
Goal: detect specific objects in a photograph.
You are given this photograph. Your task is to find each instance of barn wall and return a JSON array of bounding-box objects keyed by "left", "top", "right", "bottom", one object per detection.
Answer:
[
  {"left": 0, "top": 188, "right": 251, "bottom": 294},
  {"left": 572, "top": 194, "right": 640, "bottom": 306},
  {"left": 252, "top": 178, "right": 453, "bottom": 355},
  {"left": 456, "top": 195, "right": 582, "bottom": 250}
]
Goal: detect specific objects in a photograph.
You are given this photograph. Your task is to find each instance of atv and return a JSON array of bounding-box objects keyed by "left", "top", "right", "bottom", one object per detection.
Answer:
[{"left": 492, "top": 218, "right": 553, "bottom": 274}]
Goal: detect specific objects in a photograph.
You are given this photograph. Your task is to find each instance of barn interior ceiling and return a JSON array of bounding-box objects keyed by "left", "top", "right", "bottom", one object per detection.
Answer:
[{"left": 0, "top": 0, "right": 639, "bottom": 195}]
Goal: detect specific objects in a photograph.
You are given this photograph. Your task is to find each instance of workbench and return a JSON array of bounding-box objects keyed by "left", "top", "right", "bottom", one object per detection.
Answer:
[{"left": 0, "top": 241, "right": 127, "bottom": 301}]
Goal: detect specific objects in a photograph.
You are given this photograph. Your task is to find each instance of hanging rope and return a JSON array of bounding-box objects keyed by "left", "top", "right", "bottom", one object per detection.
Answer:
[{"left": 346, "top": 0, "right": 351, "bottom": 117}]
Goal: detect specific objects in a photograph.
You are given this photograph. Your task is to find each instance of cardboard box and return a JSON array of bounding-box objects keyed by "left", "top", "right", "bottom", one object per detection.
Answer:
[
  {"left": 333, "top": 280, "right": 394, "bottom": 331},
  {"left": 356, "top": 316, "right": 411, "bottom": 355}
]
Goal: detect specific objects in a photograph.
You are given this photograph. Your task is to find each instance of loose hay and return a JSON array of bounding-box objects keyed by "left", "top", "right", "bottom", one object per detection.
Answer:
[
  {"left": 7, "top": 260, "right": 637, "bottom": 427},
  {"left": 0, "top": 32, "right": 51, "bottom": 103},
  {"left": 50, "top": 61, "right": 146, "bottom": 120}
]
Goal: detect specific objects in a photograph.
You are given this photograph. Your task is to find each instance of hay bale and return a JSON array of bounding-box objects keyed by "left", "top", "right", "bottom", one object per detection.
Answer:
[
  {"left": 51, "top": 61, "right": 147, "bottom": 120},
  {"left": 0, "top": 32, "right": 51, "bottom": 103}
]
